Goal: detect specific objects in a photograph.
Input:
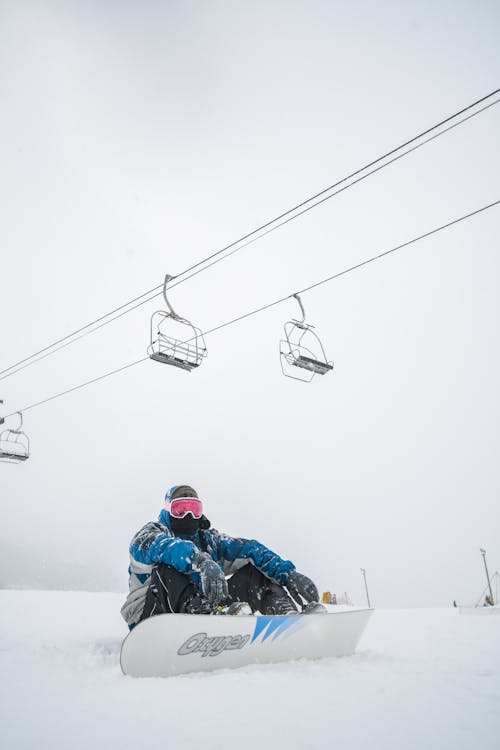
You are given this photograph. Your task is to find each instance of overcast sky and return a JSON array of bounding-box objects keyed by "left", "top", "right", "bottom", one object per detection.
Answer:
[{"left": 1, "top": 0, "right": 499, "bottom": 607}]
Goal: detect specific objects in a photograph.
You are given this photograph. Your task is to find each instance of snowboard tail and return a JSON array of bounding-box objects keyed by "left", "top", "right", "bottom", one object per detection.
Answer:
[{"left": 120, "top": 608, "right": 373, "bottom": 678}]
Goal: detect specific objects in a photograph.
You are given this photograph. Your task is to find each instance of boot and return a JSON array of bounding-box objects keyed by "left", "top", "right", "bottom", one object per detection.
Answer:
[
  {"left": 302, "top": 601, "right": 328, "bottom": 614},
  {"left": 261, "top": 589, "right": 299, "bottom": 616},
  {"left": 179, "top": 592, "right": 213, "bottom": 615}
]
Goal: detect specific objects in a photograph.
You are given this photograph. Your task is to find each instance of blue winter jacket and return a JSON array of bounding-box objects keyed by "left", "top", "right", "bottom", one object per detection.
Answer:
[{"left": 120, "top": 509, "right": 295, "bottom": 627}]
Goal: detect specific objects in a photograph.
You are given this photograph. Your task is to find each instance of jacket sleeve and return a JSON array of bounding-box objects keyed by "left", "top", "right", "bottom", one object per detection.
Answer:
[
  {"left": 216, "top": 532, "right": 295, "bottom": 584},
  {"left": 130, "top": 522, "right": 198, "bottom": 573}
]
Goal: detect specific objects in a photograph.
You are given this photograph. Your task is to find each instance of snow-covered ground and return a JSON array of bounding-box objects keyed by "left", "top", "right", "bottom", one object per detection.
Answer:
[{"left": 1, "top": 591, "right": 499, "bottom": 750}]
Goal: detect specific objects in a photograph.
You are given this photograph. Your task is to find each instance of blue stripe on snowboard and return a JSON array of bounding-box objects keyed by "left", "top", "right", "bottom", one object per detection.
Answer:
[{"left": 251, "top": 615, "right": 302, "bottom": 643}]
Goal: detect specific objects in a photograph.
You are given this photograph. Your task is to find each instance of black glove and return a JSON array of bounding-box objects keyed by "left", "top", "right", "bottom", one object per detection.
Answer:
[
  {"left": 192, "top": 552, "right": 228, "bottom": 606},
  {"left": 286, "top": 570, "right": 319, "bottom": 606}
]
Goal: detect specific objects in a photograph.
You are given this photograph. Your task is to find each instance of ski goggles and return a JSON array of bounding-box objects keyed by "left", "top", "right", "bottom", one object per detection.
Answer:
[{"left": 168, "top": 497, "right": 204, "bottom": 519}]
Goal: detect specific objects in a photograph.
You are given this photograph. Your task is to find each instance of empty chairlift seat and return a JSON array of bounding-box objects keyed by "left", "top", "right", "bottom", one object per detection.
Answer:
[
  {"left": 149, "top": 312, "right": 207, "bottom": 371},
  {"left": 148, "top": 274, "right": 207, "bottom": 372},
  {"left": 280, "top": 294, "right": 333, "bottom": 382},
  {"left": 0, "top": 412, "right": 30, "bottom": 463}
]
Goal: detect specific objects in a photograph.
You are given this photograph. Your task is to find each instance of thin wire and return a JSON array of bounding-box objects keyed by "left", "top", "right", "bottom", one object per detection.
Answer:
[
  {"left": 0, "top": 284, "right": 164, "bottom": 380},
  {"left": 173, "top": 98, "right": 500, "bottom": 291},
  {"left": 298, "top": 199, "right": 500, "bottom": 296},
  {"left": 4, "top": 356, "right": 150, "bottom": 417},
  {"left": 199, "top": 200, "right": 500, "bottom": 337},
  {"left": 0, "top": 289, "right": 164, "bottom": 378},
  {"left": 178, "top": 88, "right": 500, "bottom": 278},
  {"left": 1, "top": 89, "right": 499, "bottom": 382},
  {"left": 5, "top": 198, "right": 498, "bottom": 419}
]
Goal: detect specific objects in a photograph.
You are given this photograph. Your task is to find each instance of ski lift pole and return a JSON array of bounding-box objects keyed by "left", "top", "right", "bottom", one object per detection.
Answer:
[
  {"left": 474, "top": 581, "right": 490, "bottom": 608},
  {"left": 480, "top": 548, "right": 494, "bottom": 604},
  {"left": 360, "top": 568, "right": 371, "bottom": 608}
]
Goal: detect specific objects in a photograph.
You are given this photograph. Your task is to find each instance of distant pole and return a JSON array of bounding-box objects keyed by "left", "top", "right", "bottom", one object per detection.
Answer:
[
  {"left": 480, "top": 548, "right": 494, "bottom": 604},
  {"left": 360, "top": 568, "right": 371, "bottom": 608}
]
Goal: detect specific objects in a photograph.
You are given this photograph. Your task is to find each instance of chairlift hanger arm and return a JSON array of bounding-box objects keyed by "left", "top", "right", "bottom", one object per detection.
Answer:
[
  {"left": 293, "top": 293, "right": 306, "bottom": 325},
  {"left": 162, "top": 274, "right": 177, "bottom": 317},
  {"left": 162, "top": 274, "right": 191, "bottom": 324},
  {"left": 291, "top": 293, "right": 316, "bottom": 330}
]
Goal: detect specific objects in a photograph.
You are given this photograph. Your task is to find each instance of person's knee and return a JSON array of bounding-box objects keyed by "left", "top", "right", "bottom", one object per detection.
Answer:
[
  {"left": 230, "top": 563, "right": 269, "bottom": 585},
  {"left": 153, "top": 563, "right": 187, "bottom": 586},
  {"left": 154, "top": 562, "right": 176, "bottom": 576}
]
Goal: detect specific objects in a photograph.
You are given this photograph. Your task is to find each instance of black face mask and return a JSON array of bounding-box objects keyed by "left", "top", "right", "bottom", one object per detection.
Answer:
[{"left": 169, "top": 514, "right": 200, "bottom": 536}]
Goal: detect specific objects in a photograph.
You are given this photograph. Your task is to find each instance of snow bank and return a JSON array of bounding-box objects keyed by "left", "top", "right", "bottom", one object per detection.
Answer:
[{"left": 1, "top": 591, "right": 499, "bottom": 750}]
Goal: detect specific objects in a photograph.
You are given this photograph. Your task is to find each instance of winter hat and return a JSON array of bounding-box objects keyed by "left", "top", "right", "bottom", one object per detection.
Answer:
[{"left": 164, "top": 484, "right": 199, "bottom": 504}]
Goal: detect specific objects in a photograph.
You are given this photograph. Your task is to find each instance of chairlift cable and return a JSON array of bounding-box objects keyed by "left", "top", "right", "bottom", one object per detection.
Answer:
[
  {"left": 175, "top": 97, "right": 500, "bottom": 290},
  {"left": 0, "top": 288, "right": 165, "bottom": 380},
  {"left": 4, "top": 198, "right": 498, "bottom": 419},
  {"left": 0, "top": 89, "right": 499, "bottom": 382},
  {"left": 3, "top": 356, "right": 150, "bottom": 417},
  {"left": 176, "top": 90, "right": 500, "bottom": 279},
  {"left": 297, "top": 199, "right": 500, "bottom": 296},
  {"left": 198, "top": 200, "right": 500, "bottom": 338},
  {"left": 0, "top": 286, "right": 164, "bottom": 382}
]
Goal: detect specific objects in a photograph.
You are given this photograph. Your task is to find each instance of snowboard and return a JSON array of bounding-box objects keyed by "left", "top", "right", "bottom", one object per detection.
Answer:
[{"left": 120, "top": 607, "right": 373, "bottom": 678}]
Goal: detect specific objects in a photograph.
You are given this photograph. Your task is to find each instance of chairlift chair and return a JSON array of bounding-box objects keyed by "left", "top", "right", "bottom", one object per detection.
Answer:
[
  {"left": 280, "top": 294, "right": 333, "bottom": 382},
  {"left": 148, "top": 274, "right": 207, "bottom": 372},
  {"left": 0, "top": 412, "right": 30, "bottom": 463}
]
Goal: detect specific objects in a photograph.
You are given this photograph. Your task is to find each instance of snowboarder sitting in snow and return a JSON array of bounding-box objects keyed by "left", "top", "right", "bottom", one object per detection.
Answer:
[{"left": 121, "top": 484, "right": 324, "bottom": 629}]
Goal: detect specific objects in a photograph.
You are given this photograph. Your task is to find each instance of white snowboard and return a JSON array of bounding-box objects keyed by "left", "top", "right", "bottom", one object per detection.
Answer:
[{"left": 120, "top": 607, "right": 373, "bottom": 678}]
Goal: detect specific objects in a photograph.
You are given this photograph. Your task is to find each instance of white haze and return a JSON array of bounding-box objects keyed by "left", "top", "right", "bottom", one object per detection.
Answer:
[{"left": 0, "top": 0, "right": 499, "bottom": 607}]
